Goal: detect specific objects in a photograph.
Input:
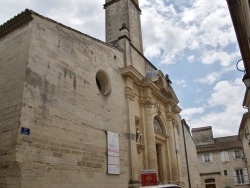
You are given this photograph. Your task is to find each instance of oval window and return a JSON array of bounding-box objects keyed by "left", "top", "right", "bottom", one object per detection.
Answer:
[{"left": 96, "top": 70, "right": 111, "bottom": 96}]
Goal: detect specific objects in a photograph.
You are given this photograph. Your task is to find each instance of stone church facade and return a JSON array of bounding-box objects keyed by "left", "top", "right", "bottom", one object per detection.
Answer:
[{"left": 0, "top": 0, "right": 187, "bottom": 187}]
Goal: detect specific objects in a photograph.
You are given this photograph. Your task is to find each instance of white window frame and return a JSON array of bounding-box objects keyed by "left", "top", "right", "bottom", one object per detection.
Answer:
[
  {"left": 232, "top": 168, "right": 250, "bottom": 185},
  {"left": 233, "top": 150, "right": 244, "bottom": 160},
  {"left": 202, "top": 153, "right": 213, "bottom": 163}
]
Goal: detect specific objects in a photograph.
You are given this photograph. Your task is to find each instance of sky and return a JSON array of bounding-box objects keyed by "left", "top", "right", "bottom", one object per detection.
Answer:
[{"left": 0, "top": 0, "right": 246, "bottom": 137}]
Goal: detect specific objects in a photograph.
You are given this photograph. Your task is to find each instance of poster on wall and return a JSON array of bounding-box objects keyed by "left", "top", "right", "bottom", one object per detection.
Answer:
[{"left": 106, "top": 131, "right": 120, "bottom": 174}]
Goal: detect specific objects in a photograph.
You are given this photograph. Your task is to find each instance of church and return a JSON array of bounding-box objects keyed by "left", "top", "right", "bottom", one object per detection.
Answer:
[{"left": 0, "top": 0, "right": 193, "bottom": 187}]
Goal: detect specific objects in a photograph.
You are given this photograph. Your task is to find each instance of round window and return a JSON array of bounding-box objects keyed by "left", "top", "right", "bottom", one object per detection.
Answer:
[{"left": 96, "top": 70, "right": 111, "bottom": 96}]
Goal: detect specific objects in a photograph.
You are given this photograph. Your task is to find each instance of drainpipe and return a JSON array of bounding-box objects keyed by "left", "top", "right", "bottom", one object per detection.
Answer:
[{"left": 181, "top": 119, "right": 191, "bottom": 188}]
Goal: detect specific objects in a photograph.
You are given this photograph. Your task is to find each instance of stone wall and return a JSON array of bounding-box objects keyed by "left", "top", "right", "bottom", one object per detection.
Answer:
[
  {"left": 178, "top": 120, "right": 201, "bottom": 188},
  {"left": 198, "top": 149, "right": 248, "bottom": 188},
  {"left": 192, "top": 126, "right": 214, "bottom": 145},
  {"left": 2, "top": 14, "right": 130, "bottom": 188},
  {"left": 0, "top": 21, "right": 33, "bottom": 187}
]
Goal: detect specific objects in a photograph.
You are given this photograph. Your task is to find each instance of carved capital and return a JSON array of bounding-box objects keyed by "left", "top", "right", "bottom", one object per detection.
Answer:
[
  {"left": 166, "top": 112, "right": 173, "bottom": 120},
  {"left": 125, "top": 87, "right": 135, "bottom": 100},
  {"left": 139, "top": 97, "right": 154, "bottom": 107},
  {"left": 155, "top": 102, "right": 161, "bottom": 116}
]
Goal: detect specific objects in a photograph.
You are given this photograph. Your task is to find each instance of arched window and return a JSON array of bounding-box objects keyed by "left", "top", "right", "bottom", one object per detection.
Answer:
[{"left": 153, "top": 118, "right": 163, "bottom": 134}]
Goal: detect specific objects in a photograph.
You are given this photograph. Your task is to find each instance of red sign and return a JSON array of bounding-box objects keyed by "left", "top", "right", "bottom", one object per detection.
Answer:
[{"left": 141, "top": 170, "right": 157, "bottom": 186}]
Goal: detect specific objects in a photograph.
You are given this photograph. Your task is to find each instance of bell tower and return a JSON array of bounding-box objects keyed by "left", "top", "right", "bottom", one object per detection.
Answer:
[{"left": 104, "top": 0, "right": 143, "bottom": 53}]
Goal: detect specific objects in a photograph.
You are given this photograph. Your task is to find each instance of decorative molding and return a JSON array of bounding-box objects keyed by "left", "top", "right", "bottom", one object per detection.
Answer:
[
  {"left": 155, "top": 102, "right": 161, "bottom": 116},
  {"left": 139, "top": 98, "right": 154, "bottom": 107},
  {"left": 172, "top": 119, "right": 178, "bottom": 127},
  {"left": 166, "top": 112, "right": 173, "bottom": 120},
  {"left": 103, "top": 0, "right": 121, "bottom": 9},
  {"left": 125, "top": 87, "right": 136, "bottom": 100},
  {"left": 120, "top": 66, "right": 144, "bottom": 84}
]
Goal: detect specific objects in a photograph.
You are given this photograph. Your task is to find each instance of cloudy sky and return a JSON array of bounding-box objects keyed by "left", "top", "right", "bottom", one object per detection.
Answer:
[{"left": 0, "top": 0, "right": 246, "bottom": 137}]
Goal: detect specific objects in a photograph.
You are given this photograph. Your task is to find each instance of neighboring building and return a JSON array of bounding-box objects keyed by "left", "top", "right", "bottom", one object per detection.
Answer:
[
  {"left": 192, "top": 126, "right": 250, "bottom": 188},
  {"left": 227, "top": 0, "right": 250, "bottom": 183},
  {"left": 179, "top": 119, "right": 201, "bottom": 188},
  {"left": 0, "top": 1, "right": 186, "bottom": 187}
]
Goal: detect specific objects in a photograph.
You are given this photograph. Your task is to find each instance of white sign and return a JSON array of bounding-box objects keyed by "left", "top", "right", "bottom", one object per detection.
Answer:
[{"left": 107, "top": 131, "right": 120, "bottom": 174}]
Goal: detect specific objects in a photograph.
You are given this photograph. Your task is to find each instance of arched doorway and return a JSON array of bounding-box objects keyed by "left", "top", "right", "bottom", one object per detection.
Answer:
[{"left": 153, "top": 117, "right": 165, "bottom": 182}]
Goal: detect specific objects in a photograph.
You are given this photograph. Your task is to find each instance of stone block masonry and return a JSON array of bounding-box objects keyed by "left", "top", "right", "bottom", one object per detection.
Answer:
[{"left": 1, "top": 12, "right": 129, "bottom": 188}]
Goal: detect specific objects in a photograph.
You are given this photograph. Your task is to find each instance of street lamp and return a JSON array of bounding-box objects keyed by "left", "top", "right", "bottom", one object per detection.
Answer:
[
  {"left": 236, "top": 58, "right": 250, "bottom": 87},
  {"left": 243, "top": 74, "right": 250, "bottom": 88}
]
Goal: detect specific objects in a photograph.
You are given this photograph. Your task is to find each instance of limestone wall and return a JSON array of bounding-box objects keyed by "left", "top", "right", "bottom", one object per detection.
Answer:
[
  {"left": 198, "top": 149, "right": 248, "bottom": 188},
  {"left": 13, "top": 14, "right": 129, "bottom": 188},
  {"left": 0, "top": 21, "right": 33, "bottom": 187},
  {"left": 178, "top": 120, "right": 201, "bottom": 188}
]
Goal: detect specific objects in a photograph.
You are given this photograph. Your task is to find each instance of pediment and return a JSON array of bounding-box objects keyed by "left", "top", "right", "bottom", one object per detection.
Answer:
[
  {"left": 146, "top": 70, "right": 168, "bottom": 89},
  {"left": 161, "top": 86, "right": 179, "bottom": 104}
]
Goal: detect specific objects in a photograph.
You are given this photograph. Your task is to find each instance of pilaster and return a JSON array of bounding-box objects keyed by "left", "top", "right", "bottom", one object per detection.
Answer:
[
  {"left": 165, "top": 104, "right": 178, "bottom": 183},
  {"left": 118, "top": 24, "right": 132, "bottom": 66},
  {"left": 124, "top": 77, "right": 139, "bottom": 183}
]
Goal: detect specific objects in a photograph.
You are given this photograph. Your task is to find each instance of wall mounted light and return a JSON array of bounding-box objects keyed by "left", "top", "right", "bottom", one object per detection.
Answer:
[
  {"left": 236, "top": 58, "right": 250, "bottom": 87},
  {"left": 243, "top": 74, "right": 250, "bottom": 88}
]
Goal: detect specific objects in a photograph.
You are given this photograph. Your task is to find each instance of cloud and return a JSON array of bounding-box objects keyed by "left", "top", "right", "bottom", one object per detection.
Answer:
[
  {"left": 201, "top": 51, "right": 232, "bottom": 67},
  {"left": 181, "top": 107, "right": 204, "bottom": 119},
  {"left": 0, "top": 0, "right": 105, "bottom": 40},
  {"left": 190, "top": 78, "right": 245, "bottom": 137},
  {"left": 188, "top": 55, "right": 195, "bottom": 62},
  {"left": 208, "top": 78, "right": 244, "bottom": 107},
  {"left": 141, "top": 0, "right": 237, "bottom": 66},
  {"left": 175, "top": 79, "right": 188, "bottom": 87},
  {"left": 195, "top": 72, "right": 221, "bottom": 84}
]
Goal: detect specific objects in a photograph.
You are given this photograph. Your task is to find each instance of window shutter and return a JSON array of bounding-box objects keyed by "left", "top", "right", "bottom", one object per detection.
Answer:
[
  {"left": 202, "top": 154, "right": 205, "bottom": 163},
  {"left": 243, "top": 168, "right": 249, "bottom": 184},
  {"left": 232, "top": 151, "right": 236, "bottom": 159},
  {"left": 225, "top": 151, "right": 229, "bottom": 161},
  {"left": 221, "top": 152, "right": 225, "bottom": 162},
  {"left": 241, "top": 151, "right": 245, "bottom": 159},
  {"left": 232, "top": 169, "right": 238, "bottom": 185},
  {"left": 210, "top": 153, "right": 213, "bottom": 162}
]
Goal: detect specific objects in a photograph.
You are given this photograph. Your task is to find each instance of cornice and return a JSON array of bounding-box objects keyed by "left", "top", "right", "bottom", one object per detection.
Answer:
[
  {"left": 120, "top": 65, "right": 144, "bottom": 84},
  {"left": 104, "top": 0, "right": 141, "bottom": 13},
  {"left": 103, "top": 0, "right": 121, "bottom": 9},
  {"left": 120, "top": 67, "right": 181, "bottom": 112}
]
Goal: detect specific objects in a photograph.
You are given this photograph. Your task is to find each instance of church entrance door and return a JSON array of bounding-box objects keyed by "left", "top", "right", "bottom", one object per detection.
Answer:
[{"left": 156, "top": 144, "right": 163, "bottom": 182}]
